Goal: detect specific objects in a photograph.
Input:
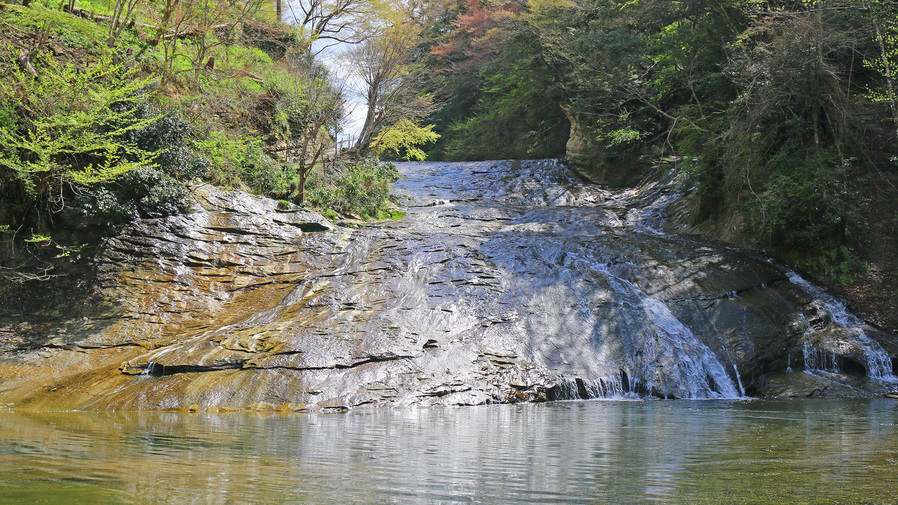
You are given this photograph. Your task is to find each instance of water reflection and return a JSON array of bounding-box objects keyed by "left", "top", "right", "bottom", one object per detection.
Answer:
[{"left": 1, "top": 400, "right": 896, "bottom": 504}]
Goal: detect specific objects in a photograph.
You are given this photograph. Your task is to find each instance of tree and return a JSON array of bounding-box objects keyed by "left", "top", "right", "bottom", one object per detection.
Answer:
[
  {"left": 370, "top": 118, "right": 439, "bottom": 160},
  {"left": 285, "top": 0, "right": 370, "bottom": 53},
  {"left": 425, "top": 0, "right": 542, "bottom": 158},
  {"left": 0, "top": 54, "right": 160, "bottom": 217},
  {"left": 862, "top": 0, "right": 898, "bottom": 147},
  {"left": 265, "top": 57, "right": 345, "bottom": 203},
  {"left": 107, "top": 0, "right": 143, "bottom": 47},
  {"left": 345, "top": 17, "right": 435, "bottom": 156},
  {"left": 150, "top": 0, "right": 266, "bottom": 89}
]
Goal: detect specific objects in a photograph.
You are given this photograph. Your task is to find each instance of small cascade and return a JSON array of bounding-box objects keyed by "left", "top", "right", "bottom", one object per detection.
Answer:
[
  {"left": 802, "top": 340, "right": 839, "bottom": 372},
  {"left": 140, "top": 362, "right": 156, "bottom": 376},
  {"left": 542, "top": 270, "right": 742, "bottom": 400},
  {"left": 733, "top": 364, "right": 745, "bottom": 397},
  {"left": 138, "top": 361, "right": 158, "bottom": 380},
  {"left": 788, "top": 272, "right": 896, "bottom": 381},
  {"left": 637, "top": 296, "right": 741, "bottom": 398},
  {"left": 550, "top": 374, "right": 643, "bottom": 400},
  {"left": 802, "top": 341, "right": 839, "bottom": 373}
]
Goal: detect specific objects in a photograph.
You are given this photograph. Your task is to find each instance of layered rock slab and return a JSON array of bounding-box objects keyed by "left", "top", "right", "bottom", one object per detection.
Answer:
[{"left": 1, "top": 162, "right": 895, "bottom": 411}]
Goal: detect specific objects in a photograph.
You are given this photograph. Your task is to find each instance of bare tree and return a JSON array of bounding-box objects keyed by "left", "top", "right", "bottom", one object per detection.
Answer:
[
  {"left": 107, "top": 0, "right": 143, "bottom": 47},
  {"left": 284, "top": 0, "right": 369, "bottom": 53},
  {"left": 149, "top": 0, "right": 265, "bottom": 88},
  {"left": 267, "top": 59, "right": 345, "bottom": 203},
  {"left": 344, "top": 22, "right": 434, "bottom": 156}
]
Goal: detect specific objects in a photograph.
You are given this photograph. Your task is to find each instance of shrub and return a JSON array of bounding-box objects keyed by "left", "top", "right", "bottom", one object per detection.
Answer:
[
  {"left": 0, "top": 52, "right": 160, "bottom": 218},
  {"left": 305, "top": 158, "right": 401, "bottom": 219},
  {"left": 747, "top": 153, "right": 866, "bottom": 283},
  {"left": 67, "top": 167, "right": 189, "bottom": 222},
  {"left": 112, "top": 101, "right": 210, "bottom": 181},
  {"left": 190, "top": 129, "right": 289, "bottom": 195}
]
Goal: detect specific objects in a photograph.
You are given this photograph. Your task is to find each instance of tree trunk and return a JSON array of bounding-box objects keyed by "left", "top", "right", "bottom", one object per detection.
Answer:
[{"left": 354, "top": 89, "right": 379, "bottom": 157}]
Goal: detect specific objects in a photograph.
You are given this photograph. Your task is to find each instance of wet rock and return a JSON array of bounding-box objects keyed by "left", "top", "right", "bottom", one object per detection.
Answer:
[
  {"left": 0, "top": 161, "right": 894, "bottom": 411},
  {"left": 759, "top": 371, "right": 874, "bottom": 398}
]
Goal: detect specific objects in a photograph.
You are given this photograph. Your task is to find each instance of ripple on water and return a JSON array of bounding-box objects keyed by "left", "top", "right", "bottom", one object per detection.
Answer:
[{"left": 1, "top": 400, "right": 897, "bottom": 504}]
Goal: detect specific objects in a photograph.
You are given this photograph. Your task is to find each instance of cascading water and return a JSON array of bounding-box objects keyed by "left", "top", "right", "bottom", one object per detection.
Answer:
[
  {"left": 788, "top": 272, "right": 896, "bottom": 381},
  {"left": 4, "top": 159, "right": 896, "bottom": 410},
  {"left": 802, "top": 340, "right": 840, "bottom": 373},
  {"left": 384, "top": 160, "right": 754, "bottom": 400}
]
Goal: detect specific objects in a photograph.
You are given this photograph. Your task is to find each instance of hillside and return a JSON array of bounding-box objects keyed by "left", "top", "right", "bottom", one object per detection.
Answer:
[{"left": 0, "top": 0, "right": 416, "bottom": 293}]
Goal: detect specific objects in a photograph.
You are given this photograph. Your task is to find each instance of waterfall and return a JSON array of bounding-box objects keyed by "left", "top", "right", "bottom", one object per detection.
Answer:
[
  {"left": 542, "top": 269, "right": 742, "bottom": 400},
  {"left": 788, "top": 272, "right": 896, "bottom": 381},
  {"left": 802, "top": 340, "right": 839, "bottom": 373},
  {"left": 733, "top": 364, "right": 745, "bottom": 397},
  {"left": 636, "top": 295, "right": 741, "bottom": 399},
  {"left": 19, "top": 159, "right": 896, "bottom": 411}
]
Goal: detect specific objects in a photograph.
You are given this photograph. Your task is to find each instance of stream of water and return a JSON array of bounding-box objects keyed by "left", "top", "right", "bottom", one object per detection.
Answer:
[
  {"left": 2, "top": 160, "right": 898, "bottom": 503},
  {"left": 1, "top": 399, "right": 896, "bottom": 504}
]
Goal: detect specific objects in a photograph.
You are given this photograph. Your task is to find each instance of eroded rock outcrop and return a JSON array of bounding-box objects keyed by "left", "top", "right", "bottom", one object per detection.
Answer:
[
  {"left": 562, "top": 106, "right": 651, "bottom": 187},
  {"left": 1, "top": 161, "right": 895, "bottom": 412}
]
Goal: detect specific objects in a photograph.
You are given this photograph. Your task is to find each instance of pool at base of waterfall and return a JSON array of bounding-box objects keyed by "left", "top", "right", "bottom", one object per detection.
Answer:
[{"left": 1, "top": 399, "right": 896, "bottom": 505}]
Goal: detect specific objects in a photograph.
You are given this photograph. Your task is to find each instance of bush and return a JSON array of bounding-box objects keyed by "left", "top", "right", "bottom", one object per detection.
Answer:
[
  {"left": 67, "top": 167, "right": 189, "bottom": 222},
  {"left": 305, "top": 158, "right": 401, "bottom": 219},
  {"left": 113, "top": 102, "right": 209, "bottom": 181},
  {"left": 0, "top": 52, "right": 160, "bottom": 222},
  {"left": 190, "top": 130, "right": 290, "bottom": 195},
  {"left": 747, "top": 153, "right": 866, "bottom": 283}
]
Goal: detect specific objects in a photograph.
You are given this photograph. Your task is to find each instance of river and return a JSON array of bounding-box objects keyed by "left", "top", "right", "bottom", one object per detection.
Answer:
[
  {"left": 2, "top": 160, "right": 897, "bottom": 502},
  {"left": 1, "top": 399, "right": 896, "bottom": 504}
]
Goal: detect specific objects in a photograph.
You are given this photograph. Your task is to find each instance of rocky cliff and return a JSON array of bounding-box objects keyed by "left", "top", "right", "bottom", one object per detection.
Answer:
[{"left": 562, "top": 106, "right": 652, "bottom": 187}]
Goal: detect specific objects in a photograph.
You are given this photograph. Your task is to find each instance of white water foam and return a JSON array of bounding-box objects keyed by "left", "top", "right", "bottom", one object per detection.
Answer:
[
  {"left": 555, "top": 270, "right": 742, "bottom": 400},
  {"left": 788, "top": 272, "right": 896, "bottom": 381}
]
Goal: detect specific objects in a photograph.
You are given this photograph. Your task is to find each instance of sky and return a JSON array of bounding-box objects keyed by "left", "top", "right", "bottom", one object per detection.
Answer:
[{"left": 317, "top": 45, "right": 368, "bottom": 144}]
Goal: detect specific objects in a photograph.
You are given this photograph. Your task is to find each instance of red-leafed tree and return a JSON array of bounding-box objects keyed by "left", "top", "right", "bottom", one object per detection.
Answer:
[
  {"left": 428, "top": 0, "right": 527, "bottom": 106},
  {"left": 423, "top": 0, "right": 568, "bottom": 160}
]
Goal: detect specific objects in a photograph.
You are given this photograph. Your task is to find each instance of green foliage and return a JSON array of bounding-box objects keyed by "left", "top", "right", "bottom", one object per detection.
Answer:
[
  {"left": 698, "top": 6, "right": 865, "bottom": 283},
  {"left": 262, "top": 67, "right": 307, "bottom": 136},
  {"left": 305, "top": 158, "right": 402, "bottom": 219},
  {"left": 371, "top": 119, "right": 440, "bottom": 160},
  {"left": 8, "top": 3, "right": 113, "bottom": 52},
  {"left": 23, "top": 233, "right": 51, "bottom": 243},
  {"left": 425, "top": 0, "right": 881, "bottom": 283},
  {"left": 437, "top": 24, "right": 568, "bottom": 160},
  {"left": 114, "top": 101, "right": 209, "bottom": 181},
  {"left": 426, "top": 1, "right": 568, "bottom": 160},
  {"left": 68, "top": 166, "right": 190, "bottom": 221},
  {"left": 747, "top": 154, "right": 865, "bottom": 283},
  {"left": 0, "top": 52, "right": 160, "bottom": 212},
  {"left": 190, "top": 129, "right": 289, "bottom": 195},
  {"left": 222, "top": 44, "right": 274, "bottom": 69},
  {"left": 244, "top": 155, "right": 293, "bottom": 197},
  {"left": 0, "top": 0, "right": 352, "bottom": 236}
]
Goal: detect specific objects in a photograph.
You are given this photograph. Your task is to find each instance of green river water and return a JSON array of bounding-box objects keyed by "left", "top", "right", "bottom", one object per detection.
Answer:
[{"left": 1, "top": 399, "right": 896, "bottom": 504}]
